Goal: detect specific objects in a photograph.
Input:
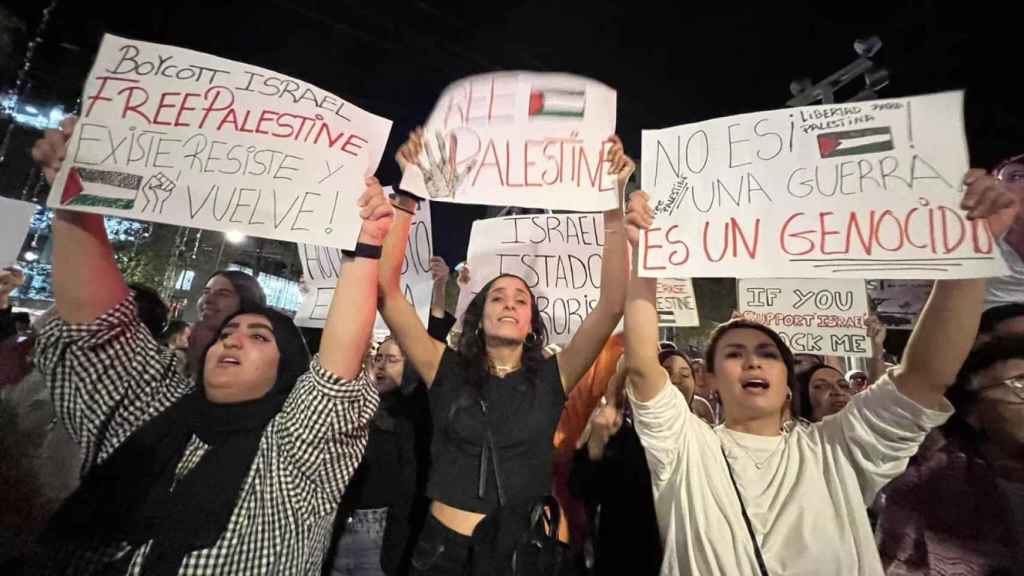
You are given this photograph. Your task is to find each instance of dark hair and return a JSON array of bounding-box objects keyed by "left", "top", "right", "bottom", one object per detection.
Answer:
[
  {"left": 978, "top": 303, "right": 1024, "bottom": 336},
  {"left": 12, "top": 312, "right": 30, "bottom": 326},
  {"left": 704, "top": 319, "right": 798, "bottom": 416},
  {"left": 457, "top": 274, "right": 547, "bottom": 392},
  {"left": 796, "top": 364, "right": 844, "bottom": 422},
  {"left": 943, "top": 335, "right": 1024, "bottom": 447},
  {"left": 160, "top": 320, "right": 191, "bottom": 346},
  {"left": 660, "top": 349, "right": 696, "bottom": 403},
  {"left": 203, "top": 270, "right": 267, "bottom": 309},
  {"left": 195, "top": 302, "right": 310, "bottom": 397},
  {"left": 128, "top": 283, "right": 169, "bottom": 338}
]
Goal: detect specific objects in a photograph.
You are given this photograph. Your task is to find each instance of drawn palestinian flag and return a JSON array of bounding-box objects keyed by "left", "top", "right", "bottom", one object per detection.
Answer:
[
  {"left": 657, "top": 309, "right": 676, "bottom": 327},
  {"left": 60, "top": 167, "right": 141, "bottom": 210},
  {"left": 528, "top": 89, "right": 585, "bottom": 119},
  {"left": 817, "top": 127, "right": 894, "bottom": 158}
]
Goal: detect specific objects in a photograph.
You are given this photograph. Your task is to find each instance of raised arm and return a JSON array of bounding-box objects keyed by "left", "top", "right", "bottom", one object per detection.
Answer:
[
  {"left": 893, "top": 169, "right": 1020, "bottom": 409},
  {"left": 319, "top": 177, "right": 393, "bottom": 379},
  {"left": 31, "top": 117, "right": 129, "bottom": 322},
  {"left": 429, "top": 256, "right": 450, "bottom": 319},
  {"left": 557, "top": 135, "right": 632, "bottom": 391},
  {"left": 378, "top": 129, "right": 445, "bottom": 385},
  {"left": 864, "top": 313, "right": 888, "bottom": 385},
  {"left": 622, "top": 191, "right": 670, "bottom": 402}
]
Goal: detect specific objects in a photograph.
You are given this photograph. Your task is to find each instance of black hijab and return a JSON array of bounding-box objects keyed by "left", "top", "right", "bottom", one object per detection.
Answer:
[{"left": 41, "top": 304, "right": 310, "bottom": 576}]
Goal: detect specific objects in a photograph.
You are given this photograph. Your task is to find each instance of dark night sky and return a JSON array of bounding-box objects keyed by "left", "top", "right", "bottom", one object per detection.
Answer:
[{"left": 3, "top": 0, "right": 1019, "bottom": 266}]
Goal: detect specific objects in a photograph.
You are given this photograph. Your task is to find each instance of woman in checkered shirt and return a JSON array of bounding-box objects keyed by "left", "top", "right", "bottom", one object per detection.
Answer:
[{"left": 22, "top": 119, "right": 391, "bottom": 576}]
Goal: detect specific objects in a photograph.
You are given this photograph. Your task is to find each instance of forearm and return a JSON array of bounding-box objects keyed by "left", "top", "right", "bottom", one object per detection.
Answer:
[
  {"left": 379, "top": 202, "right": 414, "bottom": 299},
  {"left": 895, "top": 279, "right": 985, "bottom": 405},
  {"left": 430, "top": 279, "right": 446, "bottom": 318},
  {"left": 52, "top": 210, "right": 129, "bottom": 323},
  {"left": 624, "top": 250, "right": 665, "bottom": 401},
  {"left": 597, "top": 208, "right": 627, "bottom": 317},
  {"left": 320, "top": 255, "right": 379, "bottom": 380},
  {"left": 867, "top": 342, "right": 887, "bottom": 384}
]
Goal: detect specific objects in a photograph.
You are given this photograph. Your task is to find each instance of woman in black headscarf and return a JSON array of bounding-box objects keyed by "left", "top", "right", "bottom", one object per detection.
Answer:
[{"left": 27, "top": 119, "right": 391, "bottom": 575}]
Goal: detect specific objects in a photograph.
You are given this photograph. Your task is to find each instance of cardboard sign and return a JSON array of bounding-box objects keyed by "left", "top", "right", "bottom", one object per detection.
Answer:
[
  {"left": 738, "top": 278, "right": 870, "bottom": 357},
  {"left": 295, "top": 193, "right": 433, "bottom": 333},
  {"left": 47, "top": 34, "right": 392, "bottom": 250},
  {"left": 656, "top": 279, "right": 700, "bottom": 327},
  {"left": 400, "top": 71, "right": 618, "bottom": 211},
  {"left": 638, "top": 91, "right": 1007, "bottom": 279},
  {"left": 0, "top": 198, "right": 39, "bottom": 267},
  {"left": 455, "top": 213, "right": 605, "bottom": 345}
]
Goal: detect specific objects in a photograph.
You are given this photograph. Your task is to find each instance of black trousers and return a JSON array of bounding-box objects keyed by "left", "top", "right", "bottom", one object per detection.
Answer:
[{"left": 408, "top": 513, "right": 473, "bottom": 576}]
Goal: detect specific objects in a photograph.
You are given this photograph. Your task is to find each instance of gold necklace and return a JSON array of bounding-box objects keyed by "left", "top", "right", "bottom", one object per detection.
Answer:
[
  {"left": 489, "top": 361, "right": 522, "bottom": 378},
  {"left": 723, "top": 429, "right": 785, "bottom": 470}
]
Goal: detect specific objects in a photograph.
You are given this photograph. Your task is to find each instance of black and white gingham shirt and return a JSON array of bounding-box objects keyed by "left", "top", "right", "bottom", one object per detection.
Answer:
[{"left": 35, "top": 296, "right": 379, "bottom": 575}]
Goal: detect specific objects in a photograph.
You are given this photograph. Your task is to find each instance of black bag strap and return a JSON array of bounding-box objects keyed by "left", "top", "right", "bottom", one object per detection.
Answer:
[
  {"left": 479, "top": 399, "right": 507, "bottom": 505},
  {"left": 720, "top": 447, "right": 770, "bottom": 576}
]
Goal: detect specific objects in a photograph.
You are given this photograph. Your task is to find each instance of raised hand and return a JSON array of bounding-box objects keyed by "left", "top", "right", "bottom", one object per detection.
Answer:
[
  {"left": 625, "top": 190, "right": 655, "bottom": 248},
  {"left": 962, "top": 169, "right": 1020, "bottom": 238},
  {"left": 456, "top": 263, "right": 471, "bottom": 288},
  {"left": 357, "top": 176, "right": 394, "bottom": 246},
  {"left": 605, "top": 134, "right": 635, "bottom": 194},
  {"left": 31, "top": 116, "right": 77, "bottom": 184},
  {"left": 429, "top": 256, "right": 450, "bottom": 283},
  {"left": 864, "top": 313, "right": 886, "bottom": 351}
]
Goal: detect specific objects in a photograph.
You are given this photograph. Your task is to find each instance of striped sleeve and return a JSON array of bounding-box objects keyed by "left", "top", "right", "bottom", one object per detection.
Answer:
[
  {"left": 274, "top": 355, "right": 379, "bottom": 507},
  {"left": 34, "top": 296, "right": 190, "bottom": 470}
]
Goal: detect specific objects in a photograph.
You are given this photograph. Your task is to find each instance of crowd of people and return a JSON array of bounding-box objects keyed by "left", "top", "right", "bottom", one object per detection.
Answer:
[{"left": 0, "top": 116, "right": 1020, "bottom": 576}]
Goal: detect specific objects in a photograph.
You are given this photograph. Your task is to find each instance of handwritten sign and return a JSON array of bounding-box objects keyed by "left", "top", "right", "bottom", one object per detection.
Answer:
[
  {"left": 657, "top": 279, "right": 700, "bottom": 327},
  {"left": 738, "top": 278, "right": 870, "bottom": 357},
  {"left": 0, "top": 198, "right": 39, "bottom": 267},
  {"left": 454, "top": 213, "right": 605, "bottom": 345},
  {"left": 46, "top": 34, "right": 391, "bottom": 250},
  {"left": 399, "top": 72, "right": 618, "bottom": 211},
  {"left": 294, "top": 194, "right": 433, "bottom": 333},
  {"left": 638, "top": 91, "right": 1007, "bottom": 279},
  {"left": 866, "top": 279, "right": 933, "bottom": 329}
]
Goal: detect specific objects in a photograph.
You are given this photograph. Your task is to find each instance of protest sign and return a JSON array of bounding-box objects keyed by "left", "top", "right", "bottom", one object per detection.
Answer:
[
  {"left": 866, "top": 279, "right": 933, "bottom": 329},
  {"left": 0, "top": 198, "right": 39, "bottom": 267},
  {"left": 656, "top": 279, "right": 700, "bottom": 327},
  {"left": 400, "top": 72, "right": 618, "bottom": 211},
  {"left": 638, "top": 91, "right": 1007, "bottom": 279},
  {"left": 737, "top": 278, "right": 870, "bottom": 357},
  {"left": 455, "top": 213, "right": 605, "bottom": 345},
  {"left": 295, "top": 194, "right": 433, "bottom": 333},
  {"left": 47, "top": 34, "right": 392, "bottom": 250}
]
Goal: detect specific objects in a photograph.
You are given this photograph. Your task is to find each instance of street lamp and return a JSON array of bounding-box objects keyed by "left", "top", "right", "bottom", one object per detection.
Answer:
[{"left": 215, "top": 230, "right": 247, "bottom": 269}]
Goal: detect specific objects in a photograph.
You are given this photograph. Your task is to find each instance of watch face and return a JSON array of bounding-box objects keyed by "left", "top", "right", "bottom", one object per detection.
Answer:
[{"left": 994, "top": 155, "right": 1024, "bottom": 183}]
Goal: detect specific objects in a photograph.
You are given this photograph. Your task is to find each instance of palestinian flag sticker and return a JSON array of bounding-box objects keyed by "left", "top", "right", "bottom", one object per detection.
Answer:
[
  {"left": 60, "top": 167, "right": 141, "bottom": 210},
  {"left": 817, "top": 127, "right": 894, "bottom": 159},
  {"left": 528, "top": 88, "right": 586, "bottom": 119}
]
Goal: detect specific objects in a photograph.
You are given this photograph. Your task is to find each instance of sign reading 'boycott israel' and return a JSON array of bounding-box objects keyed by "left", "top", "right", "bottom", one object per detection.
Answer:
[
  {"left": 47, "top": 34, "right": 392, "bottom": 250},
  {"left": 638, "top": 91, "right": 1008, "bottom": 279},
  {"left": 400, "top": 72, "right": 619, "bottom": 211}
]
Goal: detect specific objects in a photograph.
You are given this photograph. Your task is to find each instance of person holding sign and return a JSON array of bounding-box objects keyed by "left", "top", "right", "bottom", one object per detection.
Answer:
[
  {"left": 621, "top": 169, "right": 1019, "bottom": 576},
  {"left": 25, "top": 123, "right": 390, "bottom": 576},
  {"left": 380, "top": 130, "right": 632, "bottom": 575}
]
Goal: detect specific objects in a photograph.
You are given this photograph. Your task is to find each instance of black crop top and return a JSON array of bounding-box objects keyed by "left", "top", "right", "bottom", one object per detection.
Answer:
[{"left": 426, "top": 347, "right": 566, "bottom": 514}]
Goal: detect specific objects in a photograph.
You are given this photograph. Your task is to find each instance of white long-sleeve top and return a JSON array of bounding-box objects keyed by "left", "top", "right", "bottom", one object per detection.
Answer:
[{"left": 627, "top": 374, "right": 951, "bottom": 576}]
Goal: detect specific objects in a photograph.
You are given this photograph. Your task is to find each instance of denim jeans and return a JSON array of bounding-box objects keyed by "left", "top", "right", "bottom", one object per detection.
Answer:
[
  {"left": 408, "top": 513, "right": 472, "bottom": 576},
  {"left": 330, "top": 508, "right": 388, "bottom": 576}
]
